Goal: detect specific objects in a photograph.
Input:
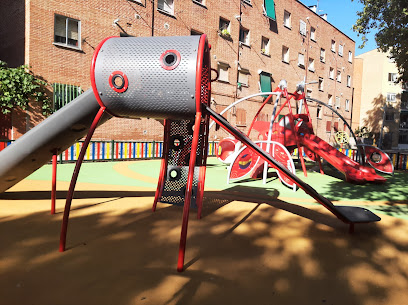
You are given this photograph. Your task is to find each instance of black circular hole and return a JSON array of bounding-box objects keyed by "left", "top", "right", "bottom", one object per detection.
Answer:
[
  {"left": 370, "top": 152, "right": 382, "bottom": 163},
  {"left": 168, "top": 168, "right": 181, "bottom": 181},
  {"left": 112, "top": 74, "right": 125, "bottom": 90},
  {"left": 169, "top": 135, "right": 184, "bottom": 151},
  {"left": 164, "top": 53, "right": 177, "bottom": 66}
]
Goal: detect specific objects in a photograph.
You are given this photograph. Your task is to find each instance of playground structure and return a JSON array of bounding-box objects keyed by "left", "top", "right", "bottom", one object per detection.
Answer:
[
  {"left": 0, "top": 35, "right": 383, "bottom": 272},
  {"left": 215, "top": 81, "right": 394, "bottom": 186}
]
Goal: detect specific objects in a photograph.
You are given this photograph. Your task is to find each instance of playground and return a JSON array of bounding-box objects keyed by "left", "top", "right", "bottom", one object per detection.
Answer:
[{"left": 1, "top": 158, "right": 408, "bottom": 305}]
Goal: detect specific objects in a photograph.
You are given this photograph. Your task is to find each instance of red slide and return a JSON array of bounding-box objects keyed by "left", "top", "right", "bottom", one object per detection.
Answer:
[{"left": 299, "top": 133, "right": 386, "bottom": 184}]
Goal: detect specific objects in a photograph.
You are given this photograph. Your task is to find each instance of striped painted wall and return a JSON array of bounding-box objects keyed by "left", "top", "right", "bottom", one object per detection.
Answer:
[{"left": 2, "top": 139, "right": 407, "bottom": 170}]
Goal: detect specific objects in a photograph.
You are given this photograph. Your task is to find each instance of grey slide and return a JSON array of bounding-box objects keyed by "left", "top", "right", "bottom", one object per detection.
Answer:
[{"left": 0, "top": 89, "right": 111, "bottom": 193}]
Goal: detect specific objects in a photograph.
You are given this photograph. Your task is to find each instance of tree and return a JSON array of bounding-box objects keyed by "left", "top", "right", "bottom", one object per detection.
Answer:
[
  {"left": 0, "top": 61, "right": 53, "bottom": 115},
  {"left": 353, "top": 0, "right": 408, "bottom": 82}
]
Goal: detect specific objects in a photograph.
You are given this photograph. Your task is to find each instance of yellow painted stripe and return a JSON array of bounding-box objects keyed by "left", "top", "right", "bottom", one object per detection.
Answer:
[
  {"left": 76, "top": 143, "right": 80, "bottom": 159},
  {"left": 137, "top": 142, "right": 140, "bottom": 158},
  {"left": 148, "top": 143, "right": 152, "bottom": 158},
  {"left": 124, "top": 142, "right": 128, "bottom": 159}
]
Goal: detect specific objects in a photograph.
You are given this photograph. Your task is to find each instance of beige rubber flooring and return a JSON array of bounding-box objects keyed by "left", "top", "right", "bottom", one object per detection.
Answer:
[{"left": 1, "top": 176, "right": 408, "bottom": 305}]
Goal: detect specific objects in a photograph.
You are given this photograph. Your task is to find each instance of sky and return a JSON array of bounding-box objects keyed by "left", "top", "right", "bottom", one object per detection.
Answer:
[{"left": 300, "top": 0, "right": 378, "bottom": 55}]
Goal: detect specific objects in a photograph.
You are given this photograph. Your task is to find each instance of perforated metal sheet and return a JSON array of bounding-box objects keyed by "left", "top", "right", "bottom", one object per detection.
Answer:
[{"left": 93, "top": 36, "right": 200, "bottom": 119}]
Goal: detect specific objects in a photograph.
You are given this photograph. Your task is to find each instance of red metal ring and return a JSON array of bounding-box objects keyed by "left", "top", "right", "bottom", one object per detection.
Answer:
[
  {"left": 160, "top": 49, "right": 181, "bottom": 70},
  {"left": 109, "top": 71, "right": 129, "bottom": 93}
]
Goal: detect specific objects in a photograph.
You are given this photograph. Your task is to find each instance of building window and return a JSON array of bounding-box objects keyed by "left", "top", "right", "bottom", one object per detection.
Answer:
[
  {"left": 387, "top": 92, "right": 397, "bottom": 102},
  {"left": 345, "top": 99, "right": 350, "bottom": 111},
  {"left": 217, "top": 62, "right": 230, "bottom": 82},
  {"left": 320, "top": 48, "right": 326, "bottom": 63},
  {"left": 157, "top": 0, "right": 174, "bottom": 15},
  {"left": 334, "top": 121, "right": 339, "bottom": 132},
  {"left": 219, "top": 17, "right": 231, "bottom": 38},
  {"left": 308, "top": 58, "right": 315, "bottom": 72},
  {"left": 318, "top": 77, "right": 324, "bottom": 91},
  {"left": 385, "top": 111, "right": 394, "bottom": 121},
  {"left": 260, "top": 72, "right": 272, "bottom": 96},
  {"left": 261, "top": 36, "right": 270, "bottom": 55},
  {"left": 347, "top": 75, "right": 351, "bottom": 87},
  {"left": 306, "top": 88, "right": 312, "bottom": 98},
  {"left": 54, "top": 15, "right": 81, "bottom": 49},
  {"left": 283, "top": 10, "right": 291, "bottom": 28},
  {"left": 239, "top": 26, "right": 250, "bottom": 46},
  {"left": 348, "top": 51, "right": 353, "bottom": 63},
  {"left": 337, "top": 70, "right": 342, "bottom": 82},
  {"left": 331, "top": 40, "right": 336, "bottom": 52},
  {"left": 238, "top": 68, "right": 250, "bottom": 87},
  {"left": 264, "top": 0, "right": 276, "bottom": 20},
  {"left": 299, "top": 20, "right": 306, "bottom": 36},
  {"left": 329, "top": 67, "right": 334, "bottom": 79},
  {"left": 317, "top": 105, "right": 322, "bottom": 119},
  {"left": 298, "top": 53, "right": 305, "bottom": 68},
  {"left": 282, "top": 46, "right": 289, "bottom": 63},
  {"left": 335, "top": 96, "right": 341, "bottom": 109},
  {"left": 338, "top": 44, "right": 344, "bottom": 56},
  {"left": 326, "top": 121, "right": 332, "bottom": 132},
  {"left": 310, "top": 27, "right": 316, "bottom": 41},
  {"left": 328, "top": 94, "right": 333, "bottom": 106},
  {"left": 53, "top": 83, "right": 82, "bottom": 110},
  {"left": 236, "top": 108, "right": 247, "bottom": 126},
  {"left": 388, "top": 73, "right": 398, "bottom": 83}
]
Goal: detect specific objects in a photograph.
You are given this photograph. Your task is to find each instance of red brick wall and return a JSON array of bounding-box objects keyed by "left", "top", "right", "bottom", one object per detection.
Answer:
[{"left": 16, "top": 0, "right": 355, "bottom": 144}]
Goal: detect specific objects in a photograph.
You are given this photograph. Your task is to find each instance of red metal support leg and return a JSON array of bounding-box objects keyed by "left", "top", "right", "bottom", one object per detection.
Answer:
[
  {"left": 51, "top": 151, "right": 58, "bottom": 215},
  {"left": 59, "top": 107, "right": 106, "bottom": 252},
  {"left": 316, "top": 154, "right": 324, "bottom": 175},
  {"left": 153, "top": 120, "right": 170, "bottom": 212},
  {"left": 177, "top": 113, "right": 202, "bottom": 272}
]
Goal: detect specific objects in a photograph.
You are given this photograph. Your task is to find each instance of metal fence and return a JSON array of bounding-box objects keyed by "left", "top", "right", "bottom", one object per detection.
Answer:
[
  {"left": 1, "top": 139, "right": 408, "bottom": 170},
  {"left": 0, "top": 140, "right": 218, "bottom": 163}
]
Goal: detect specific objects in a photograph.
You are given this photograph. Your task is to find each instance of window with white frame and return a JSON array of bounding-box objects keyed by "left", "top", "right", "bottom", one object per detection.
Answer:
[
  {"left": 387, "top": 92, "right": 397, "bottom": 102},
  {"left": 238, "top": 68, "right": 250, "bottom": 87},
  {"left": 310, "top": 27, "right": 316, "bottom": 41},
  {"left": 328, "top": 94, "right": 333, "bottom": 106},
  {"left": 217, "top": 62, "right": 230, "bottom": 82},
  {"left": 283, "top": 10, "right": 291, "bottom": 28},
  {"left": 261, "top": 36, "right": 270, "bottom": 55},
  {"left": 347, "top": 75, "right": 351, "bottom": 87},
  {"left": 282, "top": 46, "right": 289, "bottom": 63},
  {"left": 54, "top": 15, "right": 81, "bottom": 49},
  {"left": 306, "top": 88, "right": 312, "bottom": 98},
  {"left": 345, "top": 99, "right": 350, "bottom": 111},
  {"left": 318, "top": 77, "right": 324, "bottom": 91},
  {"left": 335, "top": 96, "right": 341, "bottom": 108},
  {"left": 298, "top": 53, "right": 305, "bottom": 67},
  {"left": 331, "top": 40, "right": 336, "bottom": 52},
  {"left": 348, "top": 51, "right": 353, "bottom": 63},
  {"left": 308, "top": 58, "right": 315, "bottom": 72},
  {"left": 299, "top": 20, "right": 306, "bottom": 36},
  {"left": 337, "top": 69, "right": 342, "bottom": 82},
  {"left": 157, "top": 0, "right": 174, "bottom": 15},
  {"left": 329, "top": 67, "right": 334, "bottom": 79},
  {"left": 317, "top": 105, "right": 322, "bottom": 119},
  {"left": 239, "top": 26, "right": 250, "bottom": 46},
  {"left": 338, "top": 44, "right": 344, "bottom": 56},
  {"left": 388, "top": 73, "right": 398, "bottom": 83},
  {"left": 320, "top": 48, "right": 325, "bottom": 63},
  {"left": 219, "top": 17, "right": 231, "bottom": 37}
]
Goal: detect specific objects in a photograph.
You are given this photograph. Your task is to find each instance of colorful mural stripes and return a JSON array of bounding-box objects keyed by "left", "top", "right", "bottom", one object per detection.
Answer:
[{"left": 3, "top": 138, "right": 408, "bottom": 170}]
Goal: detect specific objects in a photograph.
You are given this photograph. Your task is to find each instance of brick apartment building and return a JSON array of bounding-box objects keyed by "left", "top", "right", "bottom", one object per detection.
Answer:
[{"left": 0, "top": 0, "right": 355, "bottom": 144}]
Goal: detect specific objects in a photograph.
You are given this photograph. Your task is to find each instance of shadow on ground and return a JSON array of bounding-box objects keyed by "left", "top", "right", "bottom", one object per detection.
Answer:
[{"left": 1, "top": 183, "right": 408, "bottom": 305}]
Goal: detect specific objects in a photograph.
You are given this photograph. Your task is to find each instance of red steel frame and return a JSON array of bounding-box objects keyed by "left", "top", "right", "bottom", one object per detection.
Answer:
[
  {"left": 59, "top": 106, "right": 106, "bottom": 252},
  {"left": 177, "top": 34, "right": 210, "bottom": 272},
  {"left": 51, "top": 151, "right": 58, "bottom": 215}
]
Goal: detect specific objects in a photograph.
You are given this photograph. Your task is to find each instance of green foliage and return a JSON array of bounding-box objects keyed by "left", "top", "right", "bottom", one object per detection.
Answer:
[
  {"left": 0, "top": 60, "right": 53, "bottom": 115},
  {"left": 352, "top": 0, "right": 408, "bottom": 82}
]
